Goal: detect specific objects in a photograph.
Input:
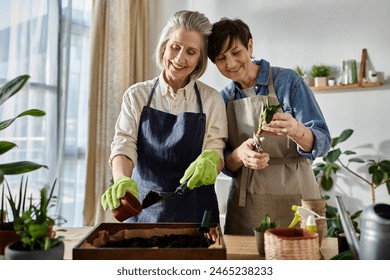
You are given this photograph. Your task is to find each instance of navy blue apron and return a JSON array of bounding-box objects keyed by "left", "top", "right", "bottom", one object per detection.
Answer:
[{"left": 129, "top": 78, "right": 220, "bottom": 223}]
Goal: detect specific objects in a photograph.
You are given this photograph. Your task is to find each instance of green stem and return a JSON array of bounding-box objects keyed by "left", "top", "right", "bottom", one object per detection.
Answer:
[{"left": 338, "top": 159, "right": 371, "bottom": 185}]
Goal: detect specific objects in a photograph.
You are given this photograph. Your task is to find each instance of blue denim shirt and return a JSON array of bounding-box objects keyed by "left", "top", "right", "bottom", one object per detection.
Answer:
[{"left": 220, "top": 59, "right": 331, "bottom": 166}]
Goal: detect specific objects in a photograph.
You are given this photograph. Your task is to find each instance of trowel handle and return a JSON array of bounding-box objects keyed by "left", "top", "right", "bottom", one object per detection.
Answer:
[
  {"left": 199, "top": 209, "right": 212, "bottom": 233},
  {"left": 176, "top": 181, "right": 189, "bottom": 194}
]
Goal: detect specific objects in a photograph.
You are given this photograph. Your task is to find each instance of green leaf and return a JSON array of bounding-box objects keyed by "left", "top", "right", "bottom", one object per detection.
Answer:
[
  {"left": 257, "top": 97, "right": 282, "bottom": 133},
  {"left": 368, "top": 165, "right": 378, "bottom": 175},
  {"left": 0, "top": 109, "right": 46, "bottom": 131},
  {"left": 0, "top": 75, "right": 30, "bottom": 106},
  {"left": 326, "top": 149, "right": 341, "bottom": 163},
  {"left": 350, "top": 210, "right": 363, "bottom": 220},
  {"left": 321, "top": 175, "right": 333, "bottom": 191},
  {"left": 348, "top": 157, "right": 365, "bottom": 164},
  {"left": 0, "top": 141, "right": 17, "bottom": 155},
  {"left": 379, "top": 160, "right": 390, "bottom": 172},
  {"left": 0, "top": 161, "right": 48, "bottom": 175},
  {"left": 336, "top": 129, "right": 353, "bottom": 145},
  {"left": 330, "top": 250, "right": 353, "bottom": 260},
  {"left": 373, "top": 170, "right": 384, "bottom": 186},
  {"left": 255, "top": 213, "right": 278, "bottom": 232},
  {"left": 343, "top": 150, "right": 356, "bottom": 155}
]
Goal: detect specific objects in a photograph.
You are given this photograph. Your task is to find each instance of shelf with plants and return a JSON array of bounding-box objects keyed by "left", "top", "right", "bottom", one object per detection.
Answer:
[{"left": 310, "top": 81, "right": 382, "bottom": 91}]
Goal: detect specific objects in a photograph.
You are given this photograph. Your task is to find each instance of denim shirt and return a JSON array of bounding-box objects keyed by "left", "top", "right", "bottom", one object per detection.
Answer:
[{"left": 220, "top": 59, "right": 331, "bottom": 168}]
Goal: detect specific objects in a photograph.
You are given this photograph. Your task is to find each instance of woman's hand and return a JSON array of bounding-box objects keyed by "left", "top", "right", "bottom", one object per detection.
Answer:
[
  {"left": 226, "top": 138, "right": 269, "bottom": 172},
  {"left": 261, "top": 112, "right": 314, "bottom": 152},
  {"left": 261, "top": 112, "right": 300, "bottom": 137}
]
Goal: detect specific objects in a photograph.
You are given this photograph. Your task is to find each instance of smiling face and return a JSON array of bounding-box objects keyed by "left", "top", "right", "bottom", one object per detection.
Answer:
[
  {"left": 163, "top": 28, "right": 203, "bottom": 90},
  {"left": 214, "top": 38, "right": 255, "bottom": 87}
]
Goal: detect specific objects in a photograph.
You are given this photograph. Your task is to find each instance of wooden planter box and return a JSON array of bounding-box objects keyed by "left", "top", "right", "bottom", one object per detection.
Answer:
[{"left": 73, "top": 222, "right": 226, "bottom": 260}]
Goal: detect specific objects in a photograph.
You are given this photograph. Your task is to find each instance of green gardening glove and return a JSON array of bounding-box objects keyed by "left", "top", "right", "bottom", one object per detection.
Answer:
[
  {"left": 101, "top": 176, "right": 139, "bottom": 211},
  {"left": 180, "top": 150, "right": 220, "bottom": 189}
]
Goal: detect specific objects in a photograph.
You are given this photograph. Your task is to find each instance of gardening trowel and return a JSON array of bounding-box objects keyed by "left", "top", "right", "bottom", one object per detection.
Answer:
[{"left": 141, "top": 181, "right": 189, "bottom": 209}]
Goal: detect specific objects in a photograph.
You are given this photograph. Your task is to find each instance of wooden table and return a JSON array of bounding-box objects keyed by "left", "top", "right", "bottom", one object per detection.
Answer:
[{"left": 57, "top": 227, "right": 337, "bottom": 260}]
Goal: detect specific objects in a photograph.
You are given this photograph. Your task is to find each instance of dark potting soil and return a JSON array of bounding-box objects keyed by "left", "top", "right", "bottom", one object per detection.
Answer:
[{"left": 102, "top": 234, "right": 214, "bottom": 248}]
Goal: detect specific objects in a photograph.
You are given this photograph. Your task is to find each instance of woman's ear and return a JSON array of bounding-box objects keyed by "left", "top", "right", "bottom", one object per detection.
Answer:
[{"left": 248, "top": 39, "right": 254, "bottom": 55}]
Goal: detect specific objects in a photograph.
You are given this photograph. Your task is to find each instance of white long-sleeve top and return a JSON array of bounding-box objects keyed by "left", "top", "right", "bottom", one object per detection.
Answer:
[{"left": 110, "top": 73, "right": 228, "bottom": 167}]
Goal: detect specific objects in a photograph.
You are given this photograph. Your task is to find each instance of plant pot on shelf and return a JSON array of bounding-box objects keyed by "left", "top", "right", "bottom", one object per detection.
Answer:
[
  {"left": 314, "top": 77, "right": 327, "bottom": 87},
  {"left": 4, "top": 240, "right": 64, "bottom": 260}
]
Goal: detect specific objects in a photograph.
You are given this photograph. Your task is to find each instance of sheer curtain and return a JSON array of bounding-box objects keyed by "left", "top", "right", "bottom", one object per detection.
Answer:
[
  {"left": 0, "top": 0, "right": 92, "bottom": 226},
  {"left": 84, "top": 0, "right": 149, "bottom": 225}
]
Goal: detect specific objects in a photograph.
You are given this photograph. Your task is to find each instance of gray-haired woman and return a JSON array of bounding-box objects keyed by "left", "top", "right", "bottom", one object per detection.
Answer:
[{"left": 101, "top": 10, "right": 228, "bottom": 223}]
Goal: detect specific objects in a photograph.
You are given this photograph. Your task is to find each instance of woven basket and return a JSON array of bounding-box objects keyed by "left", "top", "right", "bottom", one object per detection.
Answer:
[{"left": 264, "top": 228, "right": 320, "bottom": 260}]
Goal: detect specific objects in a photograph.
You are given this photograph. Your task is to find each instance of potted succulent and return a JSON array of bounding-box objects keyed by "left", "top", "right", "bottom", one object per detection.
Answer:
[
  {"left": 0, "top": 75, "right": 47, "bottom": 255},
  {"left": 253, "top": 213, "right": 278, "bottom": 256},
  {"left": 310, "top": 64, "right": 331, "bottom": 87},
  {"left": 4, "top": 180, "right": 65, "bottom": 260}
]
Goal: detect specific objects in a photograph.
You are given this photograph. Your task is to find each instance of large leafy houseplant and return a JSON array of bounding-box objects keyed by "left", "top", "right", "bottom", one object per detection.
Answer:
[
  {"left": 313, "top": 129, "right": 390, "bottom": 205},
  {"left": 0, "top": 74, "right": 47, "bottom": 186},
  {"left": 0, "top": 75, "right": 47, "bottom": 225},
  {"left": 0, "top": 75, "right": 48, "bottom": 254}
]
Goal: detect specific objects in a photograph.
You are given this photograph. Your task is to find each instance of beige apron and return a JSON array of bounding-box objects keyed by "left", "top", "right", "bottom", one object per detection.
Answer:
[{"left": 224, "top": 67, "right": 321, "bottom": 235}]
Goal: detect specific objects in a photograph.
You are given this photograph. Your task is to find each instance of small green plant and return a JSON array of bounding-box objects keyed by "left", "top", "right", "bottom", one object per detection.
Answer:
[
  {"left": 257, "top": 97, "right": 282, "bottom": 134},
  {"left": 255, "top": 213, "right": 278, "bottom": 232},
  {"left": 313, "top": 129, "right": 390, "bottom": 204},
  {"left": 295, "top": 66, "right": 305, "bottom": 77},
  {"left": 310, "top": 64, "right": 330, "bottom": 77},
  {"left": 1, "top": 176, "right": 31, "bottom": 231},
  {"left": 324, "top": 195, "right": 361, "bottom": 237},
  {"left": 11, "top": 180, "right": 64, "bottom": 251}
]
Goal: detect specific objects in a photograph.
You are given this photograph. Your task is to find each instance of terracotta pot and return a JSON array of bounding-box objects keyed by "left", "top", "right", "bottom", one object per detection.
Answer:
[
  {"left": 0, "top": 226, "right": 21, "bottom": 255},
  {"left": 112, "top": 192, "right": 142, "bottom": 222}
]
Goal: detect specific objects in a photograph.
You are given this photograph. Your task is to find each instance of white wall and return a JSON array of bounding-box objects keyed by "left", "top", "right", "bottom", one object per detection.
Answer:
[{"left": 147, "top": 0, "right": 390, "bottom": 216}]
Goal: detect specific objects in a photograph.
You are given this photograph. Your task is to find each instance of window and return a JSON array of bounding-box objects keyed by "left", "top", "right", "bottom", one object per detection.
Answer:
[{"left": 0, "top": 0, "right": 92, "bottom": 226}]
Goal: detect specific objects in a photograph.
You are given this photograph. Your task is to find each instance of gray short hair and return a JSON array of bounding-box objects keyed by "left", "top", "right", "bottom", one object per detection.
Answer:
[{"left": 155, "top": 10, "right": 211, "bottom": 80}]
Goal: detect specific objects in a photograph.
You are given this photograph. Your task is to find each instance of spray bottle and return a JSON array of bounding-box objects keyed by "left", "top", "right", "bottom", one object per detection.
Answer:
[{"left": 288, "top": 205, "right": 325, "bottom": 232}]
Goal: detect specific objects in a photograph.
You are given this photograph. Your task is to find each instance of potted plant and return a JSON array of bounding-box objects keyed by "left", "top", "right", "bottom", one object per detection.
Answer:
[
  {"left": 4, "top": 180, "right": 65, "bottom": 260},
  {"left": 0, "top": 177, "right": 30, "bottom": 255},
  {"left": 0, "top": 75, "right": 48, "bottom": 255},
  {"left": 310, "top": 64, "right": 331, "bottom": 87},
  {"left": 313, "top": 129, "right": 390, "bottom": 258},
  {"left": 313, "top": 128, "right": 390, "bottom": 204},
  {"left": 295, "top": 66, "right": 313, "bottom": 86},
  {"left": 253, "top": 213, "right": 278, "bottom": 256}
]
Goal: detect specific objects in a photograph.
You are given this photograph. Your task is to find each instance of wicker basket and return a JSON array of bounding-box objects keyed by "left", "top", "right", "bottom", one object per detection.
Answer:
[{"left": 264, "top": 228, "right": 320, "bottom": 260}]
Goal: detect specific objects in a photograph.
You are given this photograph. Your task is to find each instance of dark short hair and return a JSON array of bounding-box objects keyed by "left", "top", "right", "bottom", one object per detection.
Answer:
[{"left": 208, "top": 18, "right": 252, "bottom": 63}]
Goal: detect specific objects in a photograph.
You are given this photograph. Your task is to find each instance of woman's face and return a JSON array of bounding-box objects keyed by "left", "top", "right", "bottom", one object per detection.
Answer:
[
  {"left": 163, "top": 28, "right": 203, "bottom": 86},
  {"left": 214, "top": 38, "right": 253, "bottom": 83}
]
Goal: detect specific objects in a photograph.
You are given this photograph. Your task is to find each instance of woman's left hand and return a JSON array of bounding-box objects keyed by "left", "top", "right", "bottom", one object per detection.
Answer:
[{"left": 261, "top": 112, "right": 299, "bottom": 137}]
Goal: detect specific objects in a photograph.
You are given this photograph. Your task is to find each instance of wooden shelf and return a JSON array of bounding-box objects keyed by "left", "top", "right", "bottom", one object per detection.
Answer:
[{"left": 310, "top": 82, "right": 382, "bottom": 91}]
